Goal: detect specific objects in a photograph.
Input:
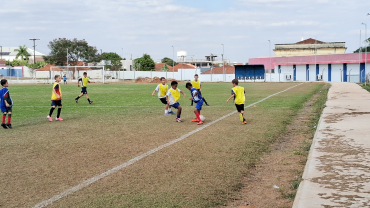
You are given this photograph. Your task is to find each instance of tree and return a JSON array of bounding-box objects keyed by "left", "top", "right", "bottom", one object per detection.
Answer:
[
  {"left": 102, "top": 52, "right": 122, "bottom": 71},
  {"left": 161, "top": 57, "right": 177, "bottom": 67},
  {"left": 134, "top": 54, "right": 155, "bottom": 71},
  {"left": 43, "top": 38, "right": 101, "bottom": 78},
  {"left": 14, "top": 45, "right": 31, "bottom": 60},
  {"left": 354, "top": 38, "right": 370, "bottom": 53}
]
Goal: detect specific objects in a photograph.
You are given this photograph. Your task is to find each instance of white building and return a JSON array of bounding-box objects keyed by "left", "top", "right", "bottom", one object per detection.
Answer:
[{"left": 0, "top": 47, "right": 45, "bottom": 62}]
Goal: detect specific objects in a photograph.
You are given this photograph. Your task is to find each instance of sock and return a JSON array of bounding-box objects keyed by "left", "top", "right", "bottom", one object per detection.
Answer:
[
  {"left": 165, "top": 110, "right": 168, "bottom": 114},
  {"left": 203, "top": 98, "right": 208, "bottom": 104},
  {"left": 195, "top": 112, "right": 201, "bottom": 121},
  {"left": 57, "top": 108, "right": 61, "bottom": 118},
  {"left": 191, "top": 100, "right": 193, "bottom": 105},
  {"left": 2, "top": 114, "right": 5, "bottom": 123},
  {"left": 177, "top": 114, "right": 180, "bottom": 118},
  {"left": 7, "top": 114, "right": 11, "bottom": 124},
  {"left": 49, "top": 108, "right": 55, "bottom": 117},
  {"left": 168, "top": 108, "right": 172, "bottom": 112},
  {"left": 76, "top": 96, "right": 80, "bottom": 100},
  {"left": 88, "top": 98, "right": 91, "bottom": 102}
]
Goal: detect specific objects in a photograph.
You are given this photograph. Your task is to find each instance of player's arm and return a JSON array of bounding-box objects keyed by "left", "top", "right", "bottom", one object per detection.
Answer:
[
  {"left": 152, "top": 85, "right": 159, "bottom": 96},
  {"left": 226, "top": 94, "right": 235, "bottom": 103},
  {"left": 4, "top": 92, "right": 10, "bottom": 107},
  {"left": 189, "top": 91, "right": 198, "bottom": 100},
  {"left": 199, "top": 83, "right": 202, "bottom": 92},
  {"left": 180, "top": 90, "right": 186, "bottom": 98},
  {"left": 4, "top": 100, "right": 9, "bottom": 107},
  {"left": 77, "top": 78, "right": 81, "bottom": 87},
  {"left": 152, "top": 90, "right": 157, "bottom": 96}
]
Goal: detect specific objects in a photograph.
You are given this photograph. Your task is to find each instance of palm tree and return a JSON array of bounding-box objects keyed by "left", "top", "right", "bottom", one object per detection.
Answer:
[{"left": 14, "top": 45, "right": 31, "bottom": 60}]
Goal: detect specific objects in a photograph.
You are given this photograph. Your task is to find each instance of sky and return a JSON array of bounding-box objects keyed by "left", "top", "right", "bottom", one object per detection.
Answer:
[{"left": 1, "top": 0, "right": 370, "bottom": 63}]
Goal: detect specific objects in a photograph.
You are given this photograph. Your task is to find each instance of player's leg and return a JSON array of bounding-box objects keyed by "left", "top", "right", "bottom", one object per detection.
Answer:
[
  {"left": 175, "top": 103, "right": 182, "bottom": 122},
  {"left": 1, "top": 112, "right": 8, "bottom": 129},
  {"left": 192, "top": 108, "right": 199, "bottom": 122},
  {"left": 56, "top": 101, "right": 63, "bottom": 121},
  {"left": 47, "top": 103, "right": 56, "bottom": 122},
  {"left": 75, "top": 92, "right": 83, "bottom": 103},
  {"left": 6, "top": 110, "right": 12, "bottom": 129},
  {"left": 190, "top": 100, "right": 193, "bottom": 106},
  {"left": 86, "top": 93, "right": 93, "bottom": 104},
  {"left": 199, "top": 91, "right": 209, "bottom": 106},
  {"left": 241, "top": 109, "right": 246, "bottom": 124}
]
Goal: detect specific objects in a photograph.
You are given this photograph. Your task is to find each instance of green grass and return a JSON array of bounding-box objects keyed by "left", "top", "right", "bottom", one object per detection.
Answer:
[{"left": 0, "top": 82, "right": 326, "bottom": 208}]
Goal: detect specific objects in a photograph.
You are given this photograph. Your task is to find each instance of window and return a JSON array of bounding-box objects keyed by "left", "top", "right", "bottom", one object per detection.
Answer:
[{"left": 271, "top": 69, "right": 275, "bottom": 73}]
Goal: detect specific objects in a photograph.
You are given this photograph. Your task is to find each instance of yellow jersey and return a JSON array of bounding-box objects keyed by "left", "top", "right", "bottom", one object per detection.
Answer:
[
  {"left": 155, "top": 84, "right": 168, "bottom": 98},
  {"left": 79, "top": 77, "right": 90, "bottom": 87},
  {"left": 167, "top": 88, "right": 181, "bottom": 105},
  {"left": 51, "top": 82, "right": 62, "bottom": 100},
  {"left": 232, "top": 86, "right": 245, "bottom": 105},
  {"left": 191, "top": 80, "right": 201, "bottom": 89}
]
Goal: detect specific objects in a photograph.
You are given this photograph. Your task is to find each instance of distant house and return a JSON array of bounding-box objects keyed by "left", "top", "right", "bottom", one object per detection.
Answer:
[
  {"left": 154, "top": 63, "right": 174, "bottom": 72},
  {"left": 0, "top": 47, "right": 45, "bottom": 63},
  {"left": 173, "top": 63, "right": 196, "bottom": 72}
]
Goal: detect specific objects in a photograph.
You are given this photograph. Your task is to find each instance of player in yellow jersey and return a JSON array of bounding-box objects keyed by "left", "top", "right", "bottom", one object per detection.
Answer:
[
  {"left": 191, "top": 74, "right": 209, "bottom": 106},
  {"left": 166, "top": 81, "right": 186, "bottom": 122},
  {"left": 75, "top": 72, "right": 95, "bottom": 104},
  {"left": 226, "top": 79, "right": 247, "bottom": 124},
  {"left": 152, "top": 77, "right": 174, "bottom": 115},
  {"left": 47, "top": 75, "right": 63, "bottom": 122}
]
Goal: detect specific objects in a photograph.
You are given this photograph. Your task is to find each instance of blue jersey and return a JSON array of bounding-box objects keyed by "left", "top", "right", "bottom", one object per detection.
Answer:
[
  {"left": 190, "top": 87, "right": 203, "bottom": 102},
  {"left": 0, "top": 88, "right": 13, "bottom": 112}
]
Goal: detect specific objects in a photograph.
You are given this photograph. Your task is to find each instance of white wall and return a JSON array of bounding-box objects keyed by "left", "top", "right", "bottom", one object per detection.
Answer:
[
  {"left": 331, "top": 64, "right": 342, "bottom": 82},
  {"left": 296, "top": 65, "right": 306, "bottom": 81}
]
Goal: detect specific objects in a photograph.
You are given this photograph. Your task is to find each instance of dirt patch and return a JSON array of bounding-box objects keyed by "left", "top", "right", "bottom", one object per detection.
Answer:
[
  {"left": 227, "top": 84, "right": 329, "bottom": 208},
  {"left": 135, "top": 76, "right": 179, "bottom": 83}
]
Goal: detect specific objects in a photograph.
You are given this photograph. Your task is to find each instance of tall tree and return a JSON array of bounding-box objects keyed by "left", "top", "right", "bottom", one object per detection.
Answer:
[
  {"left": 14, "top": 45, "right": 31, "bottom": 60},
  {"left": 134, "top": 54, "right": 155, "bottom": 71},
  {"left": 161, "top": 57, "right": 177, "bottom": 67},
  {"left": 43, "top": 38, "right": 101, "bottom": 66},
  {"left": 354, "top": 37, "right": 370, "bottom": 53},
  {"left": 102, "top": 52, "right": 122, "bottom": 71}
]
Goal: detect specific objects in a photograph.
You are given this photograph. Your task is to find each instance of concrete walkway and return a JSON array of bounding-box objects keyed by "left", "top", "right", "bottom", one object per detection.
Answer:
[{"left": 293, "top": 82, "right": 370, "bottom": 208}]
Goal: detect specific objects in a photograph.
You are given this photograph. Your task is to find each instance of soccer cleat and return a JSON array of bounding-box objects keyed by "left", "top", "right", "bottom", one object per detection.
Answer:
[
  {"left": 239, "top": 114, "right": 243, "bottom": 122},
  {"left": 169, "top": 111, "right": 175, "bottom": 115},
  {"left": 89, "top": 101, "right": 93, "bottom": 104},
  {"left": 192, "top": 118, "right": 199, "bottom": 122},
  {"left": 6, "top": 124, "right": 12, "bottom": 129},
  {"left": 197, "top": 121, "right": 204, "bottom": 125},
  {"left": 165, "top": 113, "right": 170, "bottom": 116},
  {"left": 56, "top": 117, "right": 64, "bottom": 121},
  {"left": 243, "top": 120, "right": 247, "bottom": 125},
  {"left": 1, "top": 123, "right": 8, "bottom": 129},
  {"left": 206, "top": 103, "right": 210, "bottom": 106},
  {"left": 47, "top": 115, "right": 53, "bottom": 122},
  {"left": 176, "top": 118, "right": 183, "bottom": 122},
  {"left": 75, "top": 99, "right": 78, "bottom": 103}
]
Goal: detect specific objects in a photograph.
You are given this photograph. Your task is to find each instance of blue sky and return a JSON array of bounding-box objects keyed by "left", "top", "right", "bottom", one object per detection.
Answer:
[{"left": 1, "top": 0, "right": 370, "bottom": 63}]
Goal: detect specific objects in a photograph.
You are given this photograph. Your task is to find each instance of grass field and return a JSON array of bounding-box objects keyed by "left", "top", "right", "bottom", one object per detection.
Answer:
[{"left": 0, "top": 82, "right": 324, "bottom": 208}]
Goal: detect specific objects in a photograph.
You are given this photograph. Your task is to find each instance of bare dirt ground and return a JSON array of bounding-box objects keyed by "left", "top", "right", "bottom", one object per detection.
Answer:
[{"left": 227, "top": 84, "right": 329, "bottom": 208}]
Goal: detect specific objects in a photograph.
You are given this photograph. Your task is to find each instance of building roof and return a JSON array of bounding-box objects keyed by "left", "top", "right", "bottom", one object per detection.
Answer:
[
  {"left": 0, "top": 47, "right": 45, "bottom": 57},
  {"left": 173, "top": 63, "right": 196, "bottom": 72},
  {"left": 36, "top": 64, "right": 63, "bottom": 71},
  {"left": 201, "top": 65, "right": 235, "bottom": 74},
  {"left": 296, "top": 38, "right": 324, "bottom": 44},
  {"left": 154, "top": 63, "right": 173, "bottom": 72}
]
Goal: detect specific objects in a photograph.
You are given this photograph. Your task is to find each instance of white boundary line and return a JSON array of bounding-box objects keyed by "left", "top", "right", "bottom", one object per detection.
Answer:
[{"left": 33, "top": 83, "right": 303, "bottom": 208}]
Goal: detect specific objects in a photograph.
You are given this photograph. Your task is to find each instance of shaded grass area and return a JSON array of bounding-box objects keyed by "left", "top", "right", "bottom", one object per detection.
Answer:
[
  {"left": 359, "top": 83, "right": 370, "bottom": 92},
  {"left": 0, "top": 82, "right": 323, "bottom": 208}
]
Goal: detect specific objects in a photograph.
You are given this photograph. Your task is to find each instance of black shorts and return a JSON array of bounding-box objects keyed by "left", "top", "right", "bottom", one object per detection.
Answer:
[
  {"left": 51, "top": 100, "right": 62, "bottom": 107},
  {"left": 235, "top": 104, "right": 244, "bottom": 112},
  {"left": 159, "top": 98, "right": 167, "bottom": 105},
  {"left": 81, "top": 87, "right": 88, "bottom": 94}
]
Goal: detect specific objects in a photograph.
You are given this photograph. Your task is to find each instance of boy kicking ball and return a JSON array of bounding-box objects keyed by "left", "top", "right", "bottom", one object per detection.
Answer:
[
  {"left": 47, "top": 75, "right": 63, "bottom": 122},
  {"left": 75, "top": 72, "right": 95, "bottom": 104},
  {"left": 166, "top": 81, "right": 185, "bottom": 122},
  {"left": 186, "top": 82, "right": 203, "bottom": 125},
  {"left": 151, "top": 77, "right": 174, "bottom": 115},
  {"left": 226, "top": 79, "right": 247, "bottom": 124}
]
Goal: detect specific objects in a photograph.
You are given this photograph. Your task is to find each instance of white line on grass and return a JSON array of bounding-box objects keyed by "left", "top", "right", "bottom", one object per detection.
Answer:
[{"left": 33, "top": 83, "right": 303, "bottom": 208}]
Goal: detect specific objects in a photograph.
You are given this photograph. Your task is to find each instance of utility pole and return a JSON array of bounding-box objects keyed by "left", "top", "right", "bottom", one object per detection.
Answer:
[
  {"left": 362, "top": 23, "right": 367, "bottom": 82},
  {"left": 0, "top": 46, "right": 2, "bottom": 60},
  {"left": 29, "top": 38, "right": 40, "bottom": 64},
  {"left": 222, "top": 44, "right": 224, "bottom": 82},
  {"left": 268, "top": 40, "right": 271, "bottom": 82}
]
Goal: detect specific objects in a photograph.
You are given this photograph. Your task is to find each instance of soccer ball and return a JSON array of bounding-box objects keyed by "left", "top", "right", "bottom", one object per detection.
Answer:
[{"left": 199, "top": 115, "right": 205, "bottom": 121}]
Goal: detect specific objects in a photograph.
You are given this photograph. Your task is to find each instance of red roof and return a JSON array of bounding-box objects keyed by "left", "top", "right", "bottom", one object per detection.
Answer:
[
  {"left": 36, "top": 64, "right": 63, "bottom": 71},
  {"left": 154, "top": 63, "right": 174, "bottom": 72},
  {"left": 173, "top": 63, "right": 196, "bottom": 72},
  {"left": 296, "top": 38, "right": 324, "bottom": 44},
  {"left": 201, "top": 65, "right": 235, "bottom": 74}
]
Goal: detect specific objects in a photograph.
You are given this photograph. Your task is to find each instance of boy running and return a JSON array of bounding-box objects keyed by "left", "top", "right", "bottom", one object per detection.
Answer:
[
  {"left": 226, "top": 79, "right": 247, "bottom": 124},
  {"left": 151, "top": 77, "right": 174, "bottom": 115},
  {"left": 166, "top": 81, "right": 186, "bottom": 122},
  {"left": 186, "top": 82, "right": 203, "bottom": 125},
  {"left": 47, "top": 75, "right": 63, "bottom": 122},
  {"left": 0, "top": 79, "right": 13, "bottom": 129},
  {"left": 75, "top": 72, "right": 95, "bottom": 104},
  {"left": 191, "top": 74, "right": 209, "bottom": 106}
]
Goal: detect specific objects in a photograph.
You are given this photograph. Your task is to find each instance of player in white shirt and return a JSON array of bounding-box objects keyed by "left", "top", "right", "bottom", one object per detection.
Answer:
[{"left": 152, "top": 77, "right": 174, "bottom": 115}]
